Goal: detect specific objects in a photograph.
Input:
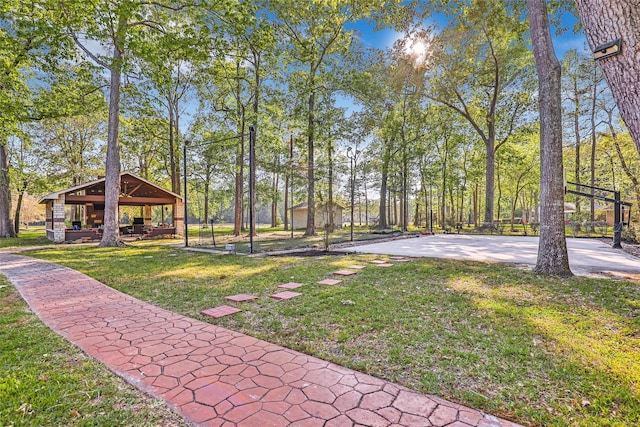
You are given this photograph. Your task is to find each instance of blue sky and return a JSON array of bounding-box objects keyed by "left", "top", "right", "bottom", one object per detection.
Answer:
[
  {"left": 334, "top": 10, "right": 591, "bottom": 116},
  {"left": 346, "top": 10, "right": 591, "bottom": 58}
]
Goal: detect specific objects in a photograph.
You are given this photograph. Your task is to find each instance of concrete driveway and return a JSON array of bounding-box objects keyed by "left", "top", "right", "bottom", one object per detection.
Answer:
[{"left": 339, "top": 234, "right": 640, "bottom": 276}]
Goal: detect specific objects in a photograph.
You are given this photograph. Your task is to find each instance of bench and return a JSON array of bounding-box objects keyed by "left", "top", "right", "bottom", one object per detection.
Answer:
[
  {"left": 142, "top": 227, "right": 176, "bottom": 239},
  {"left": 65, "top": 229, "right": 102, "bottom": 242}
]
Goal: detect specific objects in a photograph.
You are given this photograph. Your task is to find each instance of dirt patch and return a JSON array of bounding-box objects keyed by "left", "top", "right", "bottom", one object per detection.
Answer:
[{"left": 268, "top": 249, "right": 345, "bottom": 257}]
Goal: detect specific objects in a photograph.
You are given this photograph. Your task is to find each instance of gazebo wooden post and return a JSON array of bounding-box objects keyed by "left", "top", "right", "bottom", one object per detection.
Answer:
[{"left": 143, "top": 205, "right": 152, "bottom": 226}]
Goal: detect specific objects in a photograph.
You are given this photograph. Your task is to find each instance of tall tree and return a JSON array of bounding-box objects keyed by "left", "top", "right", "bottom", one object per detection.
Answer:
[
  {"left": 60, "top": 0, "right": 149, "bottom": 247},
  {"left": 527, "top": 0, "right": 571, "bottom": 275},
  {"left": 574, "top": 2, "right": 640, "bottom": 151},
  {"left": 561, "top": 50, "right": 590, "bottom": 218},
  {"left": 0, "top": 0, "right": 72, "bottom": 238},
  {"left": 273, "top": 0, "right": 353, "bottom": 236},
  {"left": 425, "top": 1, "right": 535, "bottom": 226},
  {"left": 273, "top": 0, "right": 417, "bottom": 236},
  {"left": 59, "top": 0, "right": 223, "bottom": 246}
]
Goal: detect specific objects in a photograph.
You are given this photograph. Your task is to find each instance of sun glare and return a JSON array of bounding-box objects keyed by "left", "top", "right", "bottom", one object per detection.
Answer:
[
  {"left": 411, "top": 40, "right": 427, "bottom": 58},
  {"left": 401, "top": 35, "right": 430, "bottom": 66}
]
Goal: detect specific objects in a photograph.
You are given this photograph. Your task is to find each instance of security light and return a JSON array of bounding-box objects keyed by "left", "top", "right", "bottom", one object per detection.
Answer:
[{"left": 594, "top": 38, "right": 622, "bottom": 61}]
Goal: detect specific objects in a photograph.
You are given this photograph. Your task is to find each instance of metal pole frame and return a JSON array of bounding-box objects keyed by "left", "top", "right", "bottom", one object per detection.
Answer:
[{"left": 183, "top": 132, "right": 253, "bottom": 249}]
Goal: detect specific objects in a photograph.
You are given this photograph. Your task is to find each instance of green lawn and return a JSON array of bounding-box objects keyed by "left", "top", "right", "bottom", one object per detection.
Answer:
[
  {"left": 0, "top": 227, "right": 51, "bottom": 249},
  {"left": 17, "top": 243, "right": 640, "bottom": 426},
  {"left": 0, "top": 276, "right": 188, "bottom": 426}
]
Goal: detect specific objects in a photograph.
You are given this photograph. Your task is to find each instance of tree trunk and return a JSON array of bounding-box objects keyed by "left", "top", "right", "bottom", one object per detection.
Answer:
[
  {"left": 305, "top": 87, "right": 316, "bottom": 236},
  {"left": 378, "top": 139, "right": 390, "bottom": 228},
  {"left": 441, "top": 137, "right": 448, "bottom": 228},
  {"left": 572, "top": 77, "right": 582, "bottom": 216},
  {"left": 327, "top": 140, "right": 334, "bottom": 231},
  {"left": 233, "top": 119, "right": 245, "bottom": 236},
  {"left": 13, "top": 180, "right": 27, "bottom": 235},
  {"left": 249, "top": 50, "right": 260, "bottom": 238},
  {"left": 364, "top": 171, "right": 369, "bottom": 226},
  {"left": 203, "top": 166, "right": 211, "bottom": 225},
  {"left": 575, "top": 1, "right": 640, "bottom": 151},
  {"left": 473, "top": 183, "right": 479, "bottom": 227},
  {"left": 168, "top": 104, "right": 179, "bottom": 195},
  {"left": 174, "top": 107, "right": 181, "bottom": 195},
  {"left": 528, "top": 0, "right": 571, "bottom": 275},
  {"left": 484, "top": 144, "right": 495, "bottom": 224},
  {"left": 271, "top": 169, "right": 278, "bottom": 228},
  {"left": 393, "top": 192, "right": 398, "bottom": 226},
  {"left": 99, "top": 24, "right": 125, "bottom": 248},
  {"left": 284, "top": 135, "right": 292, "bottom": 231},
  {"left": 402, "top": 147, "right": 408, "bottom": 231},
  {"left": 589, "top": 65, "right": 598, "bottom": 227},
  {"left": 0, "top": 141, "right": 16, "bottom": 238}
]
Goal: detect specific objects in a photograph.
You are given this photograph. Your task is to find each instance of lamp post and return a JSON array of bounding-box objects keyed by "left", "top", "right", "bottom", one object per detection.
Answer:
[
  {"left": 290, "top": 159, "right": 295, "bottom": 239},
  {"left": 248, "top": 125, "right": 256, "bottom": 254},
  {"left": 347, "top": 147, "right": 361, "bottom": 242}
]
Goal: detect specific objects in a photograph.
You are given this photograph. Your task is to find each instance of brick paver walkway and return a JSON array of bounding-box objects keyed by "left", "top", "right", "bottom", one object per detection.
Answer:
[{"left": 0, "top": 253, "right": 521, "bottom": 427}]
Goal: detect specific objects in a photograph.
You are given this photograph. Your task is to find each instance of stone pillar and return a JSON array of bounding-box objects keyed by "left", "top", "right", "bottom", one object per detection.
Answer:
[
  {"left": 53, "top": 194, "right": 66, "bottom": 243},
  {"left": 174, "top": 199, "right": 184, "bottom": 236},
  {"left": 143, "top": 205, "right": 152, "bottom": 226}
]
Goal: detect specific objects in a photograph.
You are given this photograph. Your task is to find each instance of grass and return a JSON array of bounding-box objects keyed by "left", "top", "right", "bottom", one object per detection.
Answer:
[
  {"left": 0, "top": 275, "right": 188, "bottom": 427},
  {"left": 18, "top": 242, "right": 640, "bottom": 426},
  {"left": 0, "top": 227, "right": 52, "bottom": 249}
]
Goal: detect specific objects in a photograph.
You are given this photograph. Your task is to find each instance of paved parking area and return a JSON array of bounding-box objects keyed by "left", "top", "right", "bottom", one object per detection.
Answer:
[{"left": 340, "top": 235, "right": 640, "bottom": 276}]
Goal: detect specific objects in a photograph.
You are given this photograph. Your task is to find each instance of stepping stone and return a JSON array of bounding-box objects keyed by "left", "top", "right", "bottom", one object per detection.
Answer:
[
  {"left": 278, "top": 282, "right": 304, "bottom": 289},
  {"left": 347, "top": 265, "right": 366, "bottom": 270},
  {"left": 317, "top": 279, "right": 342, "bottom": 285},
  {"left": 377, "top": 263, "right": 394, "bottom": 268},
  {"left": 200, "top": 305, "right": 242, "bottom": 318},
  {"left": 390, "top": 256, "right": 410, "bottom": 261},
  {"left": 333, "top": 270, "right": 357, "bottom": 276},
  {"left": 270, "top": 291, "right": 302, "bottom": 301},
  {"left": 225, "top": 294, "right": 258, "bottom": 302},
  {"left": 370, "top": 260, "right": 387, "bottom": 264}
]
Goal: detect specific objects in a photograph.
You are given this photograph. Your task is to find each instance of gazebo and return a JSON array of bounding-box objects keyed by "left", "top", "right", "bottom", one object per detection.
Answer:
[{"left": 39, "top": 172, "right": 184, "bottom": 243}]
